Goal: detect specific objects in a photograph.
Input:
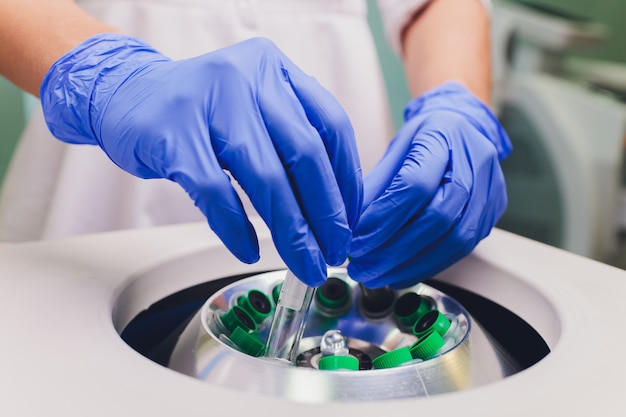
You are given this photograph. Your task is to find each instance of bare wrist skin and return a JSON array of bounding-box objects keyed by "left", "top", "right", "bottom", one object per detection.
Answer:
[
  {"left": 401, "top": 0, "right": 491, "bottom": 104},
  {"left": 0, "top": 0, "right": 120, "bottom": 96}
]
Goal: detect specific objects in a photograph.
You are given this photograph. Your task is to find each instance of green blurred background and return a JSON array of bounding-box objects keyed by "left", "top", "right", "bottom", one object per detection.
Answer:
[{"left": 1, "top": 0, "right": 625, "bottom": 185}]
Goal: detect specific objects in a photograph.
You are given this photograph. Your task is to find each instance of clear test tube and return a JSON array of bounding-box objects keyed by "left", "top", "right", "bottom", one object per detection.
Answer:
[{"left": 264, "top": 270, "right": 315, "bottom": 364}]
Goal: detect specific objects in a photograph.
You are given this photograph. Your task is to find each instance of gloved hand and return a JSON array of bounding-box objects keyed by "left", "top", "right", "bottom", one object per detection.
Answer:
[
  {"left": 41, "top": 34, "right": 362, "bottom": 287},
  {"left": 348, "top": 82, "right": 512, "bottom": 289}
]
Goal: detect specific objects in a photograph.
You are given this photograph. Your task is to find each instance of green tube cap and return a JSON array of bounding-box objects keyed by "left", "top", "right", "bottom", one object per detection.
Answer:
[
  {"left": 413, "top": 310, "right": 451, "bottom": 337},
  {"left": 230, "top": 326, "right": 266, "bottom": 357},
  {"left": 410, "top": 330, "right": 445, "bottom": 360},
  {"left": 318, "top": 355, "right": 359, "bottom": 371},
  {"left": 220, "top": 305, "right": 257, "bottom": 334},
  {"left": 315, "top": 277, "right": 352, "bottom": 316},
  {"left": 271, "top": 282, "right": 283, "bottom": 304},
  {"left": 237, "top": 289, "right": 273, "bottom": 324},
  {"left": 393, "top": 292, "right": 432, "bottom": 328},
  {"left": 372, "top": 347, "right": 413, "bottom": 369}
]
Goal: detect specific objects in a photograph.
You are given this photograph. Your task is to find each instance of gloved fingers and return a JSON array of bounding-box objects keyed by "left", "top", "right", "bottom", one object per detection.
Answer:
[
  {"left": 121, "top": 90, "right": 264, "bottom": 264},
  {"left": 258, "top": 72, "right": 353, "bottom": 266},
  {"left": 351, "top": 214, "right": 477, "bottom": 289},
  {"left": 282, "top": 60, "right": 363, "bottom": 229},
  {"left": 349, "top": 130, "right": 450, "bottom": 258},
  {"left": 245, "top": 158, "right": 329, "bottom": 287},
  {"left": 384, "top": 197, "right": 496, "bottom": 288},
  {"left": 457, "top": 148, "right": 508, "bottom": 240},
  {"left": 194, "top": 181, "right": 261, "bottom": 264},
  {"left": 350, "top": 149, "right": 507, "bottom": 289},
  {"left": 358, "top": 117, "right": 429, "bottom": 209},
  {"left": 168, "top": 145, "right": 261, "bottom": 264},
  {"left": 211, "top": 115, "right": 328, "bottom": 287},
  {"left": 348, "top": 178, "right": 469, "bottom": 284},
  {"left": 386, "top": 246, "right": 471, "bottom": 290}
]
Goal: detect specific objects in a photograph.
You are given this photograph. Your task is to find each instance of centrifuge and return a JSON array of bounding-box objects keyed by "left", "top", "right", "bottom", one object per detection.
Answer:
[{"left": 1, "top": 217, "right": 625, "bottom": 416}]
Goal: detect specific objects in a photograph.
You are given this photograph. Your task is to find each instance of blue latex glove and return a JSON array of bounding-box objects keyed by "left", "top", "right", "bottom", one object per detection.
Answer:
[
  {"left": 348, "top": 82, "right": 512, "bottom": 289},
  {"left": 41, "top": 34, "right": 362, "bottom": 287}
]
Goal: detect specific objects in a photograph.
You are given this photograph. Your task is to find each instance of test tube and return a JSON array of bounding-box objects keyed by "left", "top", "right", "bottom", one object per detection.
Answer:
[{"left": 264, "top": 270, "right": 315, "bottom": 363}]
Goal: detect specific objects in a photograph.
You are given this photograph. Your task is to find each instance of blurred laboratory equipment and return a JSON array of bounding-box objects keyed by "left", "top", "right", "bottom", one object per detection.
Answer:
[{"left": 491, "top": 0, "right": 626, "bottom": 264}]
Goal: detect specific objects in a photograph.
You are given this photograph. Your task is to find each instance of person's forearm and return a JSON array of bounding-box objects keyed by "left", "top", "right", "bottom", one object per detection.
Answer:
[
  {"left": 402, "top": 0, "right": 491, "bottom": 104},
  {"left": 0, "top": 0, "right": 119, "bottom": 96}
]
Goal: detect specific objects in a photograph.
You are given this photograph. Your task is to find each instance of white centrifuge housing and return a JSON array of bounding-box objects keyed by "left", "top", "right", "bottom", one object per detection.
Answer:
[{"left": 1, "top": 218, "right": 626, "bottom": 416}]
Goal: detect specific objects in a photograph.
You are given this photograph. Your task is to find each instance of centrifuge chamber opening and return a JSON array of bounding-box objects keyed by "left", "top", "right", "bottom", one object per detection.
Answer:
[{"left": 117, "top": 265, "right": 551, "bottom": 403}]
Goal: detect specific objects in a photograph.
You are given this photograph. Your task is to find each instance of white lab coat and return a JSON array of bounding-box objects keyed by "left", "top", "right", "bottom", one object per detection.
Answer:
[{"left": 0, "top": 0, "right": 427, "bottom": 242}]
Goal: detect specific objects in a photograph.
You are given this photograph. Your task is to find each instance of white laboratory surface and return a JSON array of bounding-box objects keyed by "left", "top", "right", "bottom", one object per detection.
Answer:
[{"left": 1, "top": 218, "right": 625, "bottom": 416}]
